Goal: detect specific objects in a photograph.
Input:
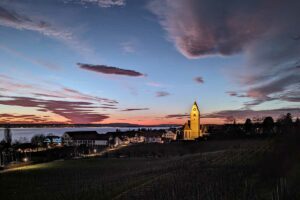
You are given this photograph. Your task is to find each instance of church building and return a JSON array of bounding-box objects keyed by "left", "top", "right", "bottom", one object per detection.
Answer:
[{"left": 183, "top": 101, "right": 202, "bottom": 140}]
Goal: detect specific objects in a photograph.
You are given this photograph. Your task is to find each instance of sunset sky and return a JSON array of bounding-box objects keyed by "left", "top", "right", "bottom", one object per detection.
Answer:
[{"left": 0, "top": 0, "right": 299, "bottom": 125}]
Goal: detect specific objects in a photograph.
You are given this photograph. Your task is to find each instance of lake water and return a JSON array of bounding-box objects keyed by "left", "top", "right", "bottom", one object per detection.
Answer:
[{"left": 0, "top": 127, "right": 169, "bottom": 142}]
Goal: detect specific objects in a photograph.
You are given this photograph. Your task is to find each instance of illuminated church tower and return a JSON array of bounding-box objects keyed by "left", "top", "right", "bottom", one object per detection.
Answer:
[{"left": 183, "top": 101, "right": 202, "bottom": 140}]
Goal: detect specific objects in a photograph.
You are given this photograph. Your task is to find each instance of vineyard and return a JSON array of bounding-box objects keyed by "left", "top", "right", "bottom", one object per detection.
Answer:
[{"left": 0, "top": 138, "right": 298, "bottom": 200}]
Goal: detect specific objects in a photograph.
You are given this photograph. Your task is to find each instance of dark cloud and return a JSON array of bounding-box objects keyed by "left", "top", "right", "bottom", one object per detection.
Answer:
[
  {"left": 150, "top": 0, "right": 300, "bottom": 106},
  {"left": 99, "top": 106, "right": 118, "bottom": 110},
  {"left": 121, "top": 108, "right": 149, "bottom": 112},
  {"left": 203, "top": 107, "right": 300, "bottom": 121},
  {"left": 194, "top": 76, "right": 204, "bottom": 84},
  {"left": 102, "top": 103, "right": 116, "bottom": 107},
  {"left": 165, "top": 114, "right": 189, "bottom": 119},
  {"left": 149, "top": 0, "right": 272, "bottom": 58},
  {"left": 0, "top": 5, "right": 21, "bottom": 23},
  {"left": 156, "top": 91, "right": 170, "bottom": 97},
  {"left": 228, "top": 68, "right": 300, "bottom": 106},
  {"left": 244, "top": 71, "right": 300, "bottom": 104},
  {"left": 0, "top": 95, "right": 109, "bottom": 124},
  {"left": 226, "top": 91, "right": 248, "bottom": 98},
  {"left": 78, "top": 63, "right": 145, "bottom": 77},
  {"left": 227, "top": 91, "right": 237, "bottom": 97}
]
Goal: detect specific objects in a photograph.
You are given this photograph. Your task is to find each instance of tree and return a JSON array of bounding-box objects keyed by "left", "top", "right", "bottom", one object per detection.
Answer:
[
  {"left": 262, "top": 116, "right": 274, "bottom": 135},
  {"left": 244, "top": 118, "right": 253, "bottom": 135},
  {"left": 295, "top": 118, "right": 300, "bottom": 127},
  {"left": 277, "top": 113, "right": 294, "bottom": 134},
  {"left": 13, "top": 137, "right": 28, "bottom": 145},
  {"left": 284, "top": 113, "right": 293, "bottom": 125},
  {"left": 31, "top": 134, "right": 46, "bottom": 146},
  {"left": 4, "top": 125, "right": 12, "bottom": 146}
]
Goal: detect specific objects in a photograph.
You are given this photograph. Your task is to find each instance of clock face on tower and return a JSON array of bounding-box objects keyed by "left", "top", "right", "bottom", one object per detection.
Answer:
[{"left": 193, "top": 108, "right": 196, "bottom": 111}]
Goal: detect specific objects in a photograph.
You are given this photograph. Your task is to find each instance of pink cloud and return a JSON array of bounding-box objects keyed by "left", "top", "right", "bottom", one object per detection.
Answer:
[{"left": 0, "top": 95, "right": 110, "bottom": 124}]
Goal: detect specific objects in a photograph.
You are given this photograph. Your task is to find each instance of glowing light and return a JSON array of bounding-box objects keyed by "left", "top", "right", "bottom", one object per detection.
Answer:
[
  {"left": 93, "top": 149, "right": 97, "bottom": 153},
  {"left": 23, "top": 157, "right": 28, "bottom": 162}
]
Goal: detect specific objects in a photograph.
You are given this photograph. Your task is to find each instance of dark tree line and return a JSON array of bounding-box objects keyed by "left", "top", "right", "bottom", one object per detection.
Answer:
[{"left": 208, "top": 113, "right": 300, "bottom": 139}]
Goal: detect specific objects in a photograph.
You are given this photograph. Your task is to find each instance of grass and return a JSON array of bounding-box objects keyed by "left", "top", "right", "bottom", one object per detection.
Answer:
[{"left": 0, "top": 138, "right": 298, "bottom": 200}]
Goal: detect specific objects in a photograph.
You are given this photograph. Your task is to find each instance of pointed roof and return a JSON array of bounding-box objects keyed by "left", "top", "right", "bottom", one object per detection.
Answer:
[
  {"left": 193, "top": 101, "right": 199, "bottom": 110},
  {"left": 183, "top": 122, "right": 191, "bottom": 130}
]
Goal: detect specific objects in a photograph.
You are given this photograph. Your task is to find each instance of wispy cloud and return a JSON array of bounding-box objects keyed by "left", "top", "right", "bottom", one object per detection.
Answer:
[
  {"left": 0, "top": 74, "right": 118, "bottom": 106},
  {"left": 120, "top": 40, "right": 136, "bottom": 53},
  {"left": 78, "top": 63, "right": 145, "bottom": 77},
  {"left": 0, "top": 75, "right": 118, "bottom": 105},
  {"left": 146, "top": 82, "right": 166, "bottom": 88},
  {"left": 0, "top": 4, "right": 93, "bottom": 57},
  {"left": 68, "top": 0, "right": 126, "bottom": 8},
  {"left": 156, "top": 91, "right": 170, "bottom": 97},
  {"left": 0, "top": 45, "right": 61, "bottom": 70},
  {"left": 0, "top": 5, "right": 72, "bottom": 41}
]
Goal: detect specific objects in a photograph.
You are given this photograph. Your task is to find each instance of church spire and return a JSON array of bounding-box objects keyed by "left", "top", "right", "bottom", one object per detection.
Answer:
[{"left": 193, "top": 101, "right": 199, "bottom": 110}]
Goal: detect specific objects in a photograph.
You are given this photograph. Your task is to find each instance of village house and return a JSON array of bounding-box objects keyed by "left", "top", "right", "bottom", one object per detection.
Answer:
[
  {"left": 162, "top": 130, "right": 177, "bottom": 141},
  {"left": 62, "top": 131, "right": 112, "bottom": 147},
  {"left": 143, "top": 132, "right": 164, "bottom": 143},
  {"left": 106, "top": 131, "right": 145, "bottom": 144},
  {"left": 128, "top": 133, "right": 145, "bottom": 143},
  {"left": 43, "top": 135, "right": 62, "bottom": 147},
  {"left": 111, "top": 136, "right": 123, "bottom": 147}
]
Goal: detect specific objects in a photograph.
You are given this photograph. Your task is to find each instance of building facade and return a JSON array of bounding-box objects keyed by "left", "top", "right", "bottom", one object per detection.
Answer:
[
  {"left": 162, "top": 130, "right": 177, "bottom": 141},
  {"left": 62, "top": 131, "right": 111, "bottom": 147},
  {"left": 183, "top": 101, "right": 202, "bottom": 140}
]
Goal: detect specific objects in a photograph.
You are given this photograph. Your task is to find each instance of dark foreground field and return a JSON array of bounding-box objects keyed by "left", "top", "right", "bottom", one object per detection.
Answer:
[{"left": 1, "top": 138, "right": 299, "bottom": 200}]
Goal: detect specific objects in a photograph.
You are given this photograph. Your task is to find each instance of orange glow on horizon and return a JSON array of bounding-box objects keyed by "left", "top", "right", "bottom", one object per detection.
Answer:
[{"left": 0, "top": 115, "right": 228, "bottom": 125}]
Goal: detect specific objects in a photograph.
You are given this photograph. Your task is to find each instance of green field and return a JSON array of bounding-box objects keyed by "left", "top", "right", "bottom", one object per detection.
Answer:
[{"left": 0, "top": 139, "right": 299, "bottom": 200}]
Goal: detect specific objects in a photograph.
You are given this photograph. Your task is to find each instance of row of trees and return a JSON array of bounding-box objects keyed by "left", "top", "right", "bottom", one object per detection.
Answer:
[
  {"left": 243, "top": 113, "right": 299, "bottom": 135},
  {"left": 207, "top": 113, "right": 299, "bottom": 139}
]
